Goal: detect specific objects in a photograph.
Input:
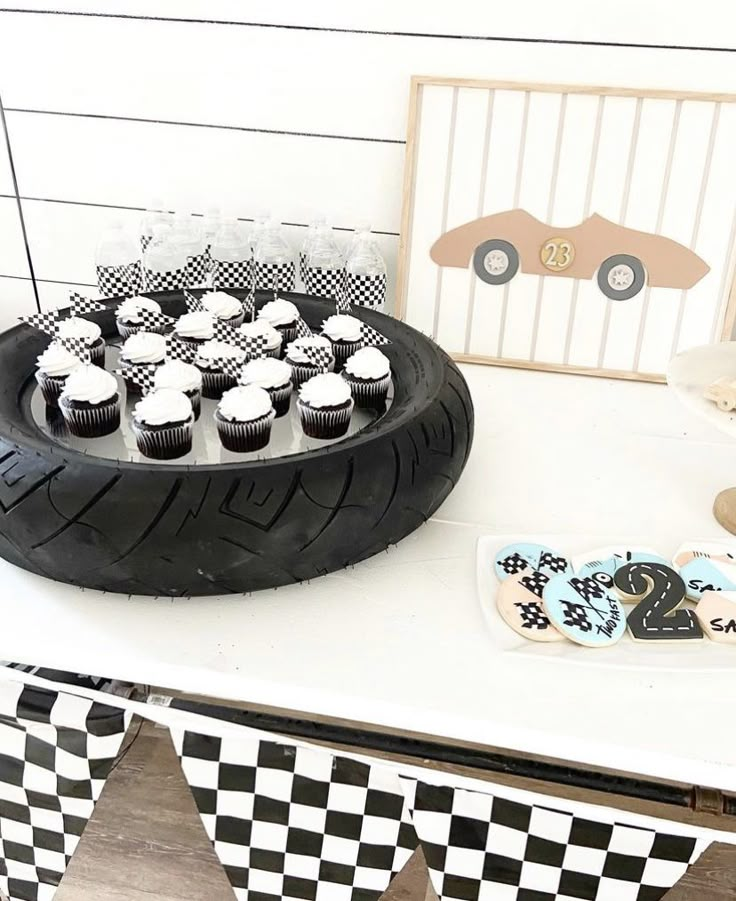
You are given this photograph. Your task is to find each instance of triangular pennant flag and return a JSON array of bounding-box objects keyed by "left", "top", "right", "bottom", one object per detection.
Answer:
[
  {"left": 294, "top": 316, "right": 313, "bottom": 338},
  {"left": 336, "top": 285, "right": 352, "bottom": 314},
  {"left": 361, "top": 322, "right": 391, "bottom": 347},
  {"left": 165, "top": 334, "right": 198, "bottom": 364},
  {"left": 69, "top": 292, "right": 106, "bottom": 317},
  {"left": 19, "top": 309, "right": 62, "bottom": 337},
  {"left": 183, "top": 289, "right": 207, "bottom": 313},
  {"left": 57, "top": 336, "right": 92, "bottom": 364},
  {"left": 136, "top": 308, "right": 176, "bottom": 332},
  {"left": 243, "top": 288, "right": 255, "bottom": 321},
  {"left": 199, "top": 356, "right": 244, "bottom": 381},
  {"left": 293, "top": 343, "right": 333, "bottom": 369},
  {"left": 112, "top": 364, "right": 160, "bottom": 394}
]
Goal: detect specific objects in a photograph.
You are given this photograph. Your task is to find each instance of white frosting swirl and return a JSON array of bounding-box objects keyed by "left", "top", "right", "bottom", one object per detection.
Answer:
[
  {"left": 154, "top": 360, "right": 202, "bottom": 392},
  {"left": 322, "top": 314, "right": 363, "bottom": 342},
  {"left": 133, "top": 388, "right": 192, "bottom": 426},
  {"left": 120, "top": 331, "right": 167, "bottom": 364},
  {"left": 238, "top": 319, "right": 282, "bottom": 349},
  {"left": 258, "top": 299, "right": 299, "bottom": 327},
  {"left": 61, "top": 365, "right": 118, "bottom": 404},
  {"left": 116, "top": 296, "right": 161, "bottom": 324},
  {"left": 240, "top": 357, "right": 292, "bottom": 390},
  {"left": 217, "top": 385, "right": 273, "bottom": 422},
  {"left": 36, "top": 341, "right": 83, "bottom": 377},
  {"left": 344, "top": 347, "right": 391, "bottom": 379},
  {"left": 58, "top": 317, "right": 102, "bottom": 345},
  {"left": 201, "top": 291, "right": 243, "bottom": 320},
  {"left": 298, "top": 372, "right": 352, "bottom": 408},
  {"left": 174, "top": 311, "right": 215, "bottom": 339},
  {"left": 286, "top": 335, "right": 333, "bottom": 365},
  {"left": 194, "top": 340, "right": 246, "bottom": 370}
]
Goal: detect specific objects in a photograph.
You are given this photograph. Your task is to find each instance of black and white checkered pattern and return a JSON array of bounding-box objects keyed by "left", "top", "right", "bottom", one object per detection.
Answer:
[
  {"left": 293, "top": 344, "right": 334, "bottom": 370},
  {"left": 404, "top": 779, "right": 705, "bottom": 901},
  {"left": 212, "top": 259, "right": 253, "bottom": 291},
  {"left": 211, "top": 322, "right": 269, "bottom": 360},
  {"left": 569, "top": 577, "right": 607, "bottom": 603},
  {"left": 185, "top": 253, "right": 212, "bottom": 288},
  {"left": 498, "top": 553, "right": 530, "bottom": 577},
  {"left": 19, "top": 311, "right": 61, "bottom": 338},
  {"left": 517, "top": 603, "right": 552, "bottom": 630},
  {"left": 538, "top": 552, "right": 569, "bottom": 575},
  {"left": 183, "top": 290, "right": 207, "bottom": 313},
  {"left": 255, "top": 261, "right": 296, "bottom": 293},
  {"left": 173, "top": 729, "right": 418, "bottom": 901},
  {"left": 519, "top": 571, "right": 549, "bottom": 600},
  {"left": 96, "top": 261, "right": 143, "bottom": 298},
  {"left": 336, "top": 289, "right": 352, "bottom": 314},
  {"left": 56, "top": 337, "right": 92, "bottom": 366},
  {"left": 165, "top": 335, "right": 198, "bottom": 364},
  {"left": 243, "top": 290, "right": 256, "bottom": 321},
  {"left": 298, "top": 252, "right": 308, "bottom": 285},
  {"left": 0, "top": 664, "right": 126, "bottom": 698},
  {"left": 360, "top": 323, "right": 391, "bottom": 347},
  {"left": 143, "top": 266, "right": 187, "bottom": 292},
  {"left": 68, "top": 294, "right": 106, "bottom": 317},
  {"left": 344, "top": 273, "right": 386, "bottom": 309},
  {"left": 140, "top": 234, "right": 153, "bottom": 253},
  {"left": 304, "top": 266, "right": 345, "bottom": 300},
  {"left": 294, "top": 317, "right": 313, "bottom": 339},
  {"left": 112, "top": 365, "right": 159, "bottom": 394},
  {"left": 199, "top": 357, "right": 245, "bottom": 381},
  {"left": 0, "top": 678, "right": 130, "bottom": 901},
  {"left": 136, "top": 308, "right": 176, "bottom": 333}
]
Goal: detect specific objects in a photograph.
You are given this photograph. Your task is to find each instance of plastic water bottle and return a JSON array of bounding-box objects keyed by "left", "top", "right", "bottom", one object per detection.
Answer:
[
  {"left": 95, "top": 221, "right": 142, "bottom": 297},
  {"left": 210, "top": 219, "right": 252, "bottom": 290},
  {"left": 140, "top": 199, "right": 171, "bottom": 253},
  {"left": 249, "top": 209, "right": 271, "bottom": 256},
  {"left": 345, "top": 231, "right": 387, "bottom": 311},
  {"left": 347, "top": 220, "right": 372, "bottom": 255},
  {"left": 171, "top": 213, "right": 209, "bottom": 288},
  {"left": 202, "top": 206, "right": 223, "bottom": 252},
  {"left": 142, "top": 223, "right": 188, "bottom": 292},
  {"left": 304, "top": 225, "right": 344, "bottom": 299},
  {"left": 254, "top": 219, "right": 295, "bottom": 292},
  {"left": 299, "top": 214, "right": 327, "bottom": 285}
]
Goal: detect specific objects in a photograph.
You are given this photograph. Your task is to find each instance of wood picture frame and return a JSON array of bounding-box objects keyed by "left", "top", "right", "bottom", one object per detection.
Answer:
[{"left": 397, "top": 77, "right": 736, "bottom": 382}]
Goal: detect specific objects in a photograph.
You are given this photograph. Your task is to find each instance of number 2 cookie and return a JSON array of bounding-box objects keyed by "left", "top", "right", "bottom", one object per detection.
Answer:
[
  {"left": 542, "top": 571, "right": 626, "bottom": 647},
  {"left": 494, "top": 543, "right": 571, "bottom": 582},
  {"left": 496, "top": 571, "right": 565, "bottom": 642},
  {"left": 615, "top": 562, "right": 703, "bottom": 641}
]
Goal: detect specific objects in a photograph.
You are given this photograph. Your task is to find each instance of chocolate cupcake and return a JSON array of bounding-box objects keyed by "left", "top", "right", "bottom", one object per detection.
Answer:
[
  {"left": 131, "top": 389, "right": 194, "bottom": 460},
  {"left": 285, "top": 335, "right": 335, "bottom": 387},
  {"left": 59, "top": 365, "right": 121, "bottom": 437},
  {"left": 237, "top": 319, "right": 283, "bottom": 359},
  {"left": 321, "top": 314, "right": 364, "bottom": 370},
  {"left": 297, "top": 372, "right": 354, "bottom": 440},
  {"left": 257, "top": 299, "right": 300, "bottom": 347},
  {"left": 201, "top": 291, "right": 245, "bottom": 328},
  {"left": 194, "top": 339, "right": 246, "bottom": 399},
  {"left": 115, "top": 296, "right": 164, "bottom": 340},
  {"left": 119, "top": 331, "right": 167, "bottom": 393},
  {"left": 342, "top": 347, "right": 391, "bottom": 409},
  {"left": 58, "top": 317, "right": 106, "bottom": 368},
  {"left": 153, "top": 360, "right": 203, "bottom": 421},
  {"left": 215, "top": 385, "right": 276, "bottom": 453},
  {"left": 170, "top": 311, "right": 216, "bottom": 353},
  {"left": 35, "top": 341, "right": 83, "bottom": 406},
  {"left": 239, "top": 357, "right": 293, "bottom": 417}
]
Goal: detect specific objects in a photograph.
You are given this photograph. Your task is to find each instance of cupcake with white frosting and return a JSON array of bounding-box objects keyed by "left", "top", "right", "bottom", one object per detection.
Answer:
[
  {"left": 342, "top": 347, "right": 391, "bottom": 409},
  {"left": 119, "top": 331, "right": 167, "bottom": 393},
  {"left": 153, "top": 360, "right": 203, "bottom": 421},
  {"left": 58, "top": 316, "right": 106, "bottom": 368},
  {"left": 237, "top": 318, "right": 283, "bottom": 359},
  {"left": 215, "top": 385, "right": 276, "bottom": 452},
  {"left": 257, "top": 299, "right": 300, "bottom": 347},
  {"left": 321, "top": 314, "right": 364, "bottom": 369},
  {"left": 115, "top": 296, "right": 163, "bottom": 340},
  {"left": 35, "top": 341, "right": 83, "bottom": 406},
  {"left": 239, "top": 357, "right": 293, "bottom": 418},
  {"left": 297, "top": 372, "right": 354, "bottom": 440},
  {"left": 131, "top": 388, "right": 194, "bottom": 460},
  {"left": 59, "top": 365, "right": 121, "bottom": 437},
  {"left": 194, "top": 339, "right": 246, "bottom": 399},
  {"left": 171, "top": 311, "right": 216, "bottom": 352},
  {"left": 284, "top": 335, "right": 335, "bottom": 387},
  {"left": 200, "top": 291, "right": 245, "bottom": 328}
]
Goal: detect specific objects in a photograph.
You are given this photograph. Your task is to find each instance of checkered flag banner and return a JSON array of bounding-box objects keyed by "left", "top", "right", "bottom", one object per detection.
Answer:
[
  {"left": 172, "top": 727, "right": 418, "bottom": 901},
  {"left": 136, "top": 308, "right": 176, "bottom": 333},
  {"left": 165, "top": 335, "right": 198, "bottom": 364},
  {"left": 19, "top": 310, "right": 62, "bottom": 338},
  {"left": 344, "top": 273, "right": 386, "bottom": 309},
  {"left": 57, "top": 337, "right": 92, "bottom": 365},
  {"left": 96, "top": 261, "right": 143, "bottom": 298},
  {"left": 185, "top": 252, "right": 212, "bottom": 288},
  {"left": 304, "top": 266, "right": 345, "bottom": 300},
  {"left": 183, "top": 290, "right": 207, "bottom": 313},
  {"left": 360, "top": 323, "right": 391, "bottom": 347},
  {"left": 68, "top": 293, "right": 106, "bottom": 317},
  {"left": 404, "top": 778, "right": 708, "bottom": 901},
  {"left": 255, "top": 261, "right": 296, "bottom": 293},
  {"left": 212, "top": 258, "right": 253, "bottom": 291},
  {"left": 143, "top": 266, "right": 187, "bottom": 293},
  {"left": 112, "top": 364, "right": 159, "bottom": 394},
  {"left": 0, "top": 676, "right": 130, "bottom": 901}
]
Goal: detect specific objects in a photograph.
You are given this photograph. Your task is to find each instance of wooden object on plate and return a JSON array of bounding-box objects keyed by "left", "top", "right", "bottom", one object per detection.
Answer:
[
  {"left": 695, "top": 590, "right": 736, "bottom": 643},
  {"left": 496, "top": 571, "right": 565, "bottom": 642},
  {"left": 713, "top": 488, "right": 736, "bottom": 536},
  {"left": 615, "top": 562, "right": 703, "bottom": 642}
]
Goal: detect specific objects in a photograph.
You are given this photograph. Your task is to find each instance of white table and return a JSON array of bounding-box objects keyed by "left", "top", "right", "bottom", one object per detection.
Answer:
[{"left": 3, "top": 363, "right": 736, "bottom": 791}]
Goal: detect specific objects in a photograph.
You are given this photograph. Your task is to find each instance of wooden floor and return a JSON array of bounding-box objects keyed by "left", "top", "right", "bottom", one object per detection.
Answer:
[{"left": 47, "top": 718, "right": 732, "bottom": 900}]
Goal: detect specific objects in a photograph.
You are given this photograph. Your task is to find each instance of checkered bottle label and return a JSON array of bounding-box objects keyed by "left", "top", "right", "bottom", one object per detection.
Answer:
[
  {"left": 96, "top": 261, "right": 144, "bottom": 298},
  {"left": 345, "top": 273, "right": 386, "bottom": 309}
]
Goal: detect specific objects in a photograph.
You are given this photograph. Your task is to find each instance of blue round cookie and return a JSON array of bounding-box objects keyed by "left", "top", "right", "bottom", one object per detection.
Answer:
[
  {"left": 543, "top": 571, "right": 626, "bottom": 647},
  {"left": 494, "top": 543, "right": 571, "bottom": 583}
]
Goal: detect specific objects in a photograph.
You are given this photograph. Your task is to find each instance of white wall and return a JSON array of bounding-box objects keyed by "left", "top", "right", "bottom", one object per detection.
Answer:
[{"left": 1, "top": 0, "right": 736, "bottom": 327}]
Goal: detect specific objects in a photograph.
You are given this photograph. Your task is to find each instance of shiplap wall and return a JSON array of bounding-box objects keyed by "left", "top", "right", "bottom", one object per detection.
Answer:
[{"left": 1, "top": 0, "right": 736, "bottom": 331}]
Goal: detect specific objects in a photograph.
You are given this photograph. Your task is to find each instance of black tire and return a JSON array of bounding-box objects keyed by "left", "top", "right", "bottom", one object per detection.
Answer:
[
  {"left": 0, "top": 292, "right": 473, "bottom": 597},
  {"left": 596, "top": 254, "right": 646, "bottom": 301},
  {"left": 472, "top": 239, "right": 519, "bottom": 285}
]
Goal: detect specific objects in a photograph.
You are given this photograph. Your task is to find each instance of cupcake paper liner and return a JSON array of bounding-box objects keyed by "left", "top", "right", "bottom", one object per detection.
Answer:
[
  {"left": 287, "top": 358, "right": 335, "bottom": 388},
  {"left": 217, "top": 310, "right": 245, "bottom": 329},
  {"left": 185, "top": 388, "right": 202, "bottom": 421},
  {"left": 59, "top": 396, "right": 121, "bottom": 438},
  {"left": 265, "top": 345, "right": 282, "bottom": 359},
  {"left": 342, "top": 372, "right": 391, "bottom": 409},
  {"left": 216, "top": 410, "right": 276, "bottom": 453},
  {"left": 200, "top": 369, "right": 239, "bottom": 400},
  {"left": 116, "top": 320, "right": 167, "bottom": 341},
  {"left": 90, "top": 340, "right": 106, "bottom": 368},
  {"left": 275, "top": 323, "right": 298, "bottom": 349},
  {"left": 267, "top": 383, "right": 293, "bottom": 418},
  {"left": 298, "top": 399, "right": 354, "bottom": 440},
  {"left": 330, "top": 338, "right": 364, "bottom": 370},
  {"left": 132, "top": 419, "right": 193, "bottom": 460},
  {"left": 35, "top": 371, "right": 67, "bottom": 406}
]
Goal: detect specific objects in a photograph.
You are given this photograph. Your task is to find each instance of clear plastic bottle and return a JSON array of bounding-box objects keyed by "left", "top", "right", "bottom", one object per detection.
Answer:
[
  {"left": 346, "top": 220, "right": 372, "bottom": 257},
  {"left": 254, "top": 219, "right": 295, "bottom": 292},
  {"left": 299, "top": 214, "right": 327, "bottom": 284},
  {"left": 170, "top": 213, "right": 209, "bottom": 288},
  {"left": 210, "top": 218, "right": 252, "bottom": 290},
  {"left": 95, "top": 221, "right": 143, "bottom": 296},
  {"left": 202, "top": 205, "right": 223, "bottom": 251},
  {"left": 304, "top": 224, "right": 344, "bottom": 299},
  {"left": 140, "top": 199, "right": 171, "bottom": 253},
  {"left": 142, "top": 223, "right": 188, "bottom": 291},
  {"left": 249, "top": 209, "right": 271, "bottom": 256},
  {"left": 345, "top": 231, "right": 387, "bottom": 311}
]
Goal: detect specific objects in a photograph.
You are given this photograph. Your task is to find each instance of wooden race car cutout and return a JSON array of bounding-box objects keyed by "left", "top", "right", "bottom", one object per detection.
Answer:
[{"left": 430, "top": 209, "right": 710, "bottom": 301}]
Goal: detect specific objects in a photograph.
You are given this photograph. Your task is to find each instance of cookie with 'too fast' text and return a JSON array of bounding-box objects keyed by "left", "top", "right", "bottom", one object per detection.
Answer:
[
  {"left": 542, "top": 570, "right": 626, "bottom": 647},
  {"left": 496, "top": 571, "right": 565, "bottom": 642}
]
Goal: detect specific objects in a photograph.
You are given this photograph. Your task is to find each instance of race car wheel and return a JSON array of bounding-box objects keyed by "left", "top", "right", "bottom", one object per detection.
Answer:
[
  {"left": 473, "top": 239, "right": 519, "bottom": 286},
  {"left": 597, "top": 254, "right": 646, "bottom": 301}
]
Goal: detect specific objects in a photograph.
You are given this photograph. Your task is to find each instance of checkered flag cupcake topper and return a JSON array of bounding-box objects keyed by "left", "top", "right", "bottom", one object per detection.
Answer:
[
  {"left": 294, "top": 343, "right": 334, "bottom": 369},
  {"left": 243, "top": 287, "right": 255, "bottom": 321},
  {"left": 294, "top": 316, "right": 313, "bottom": 338},
  {"left": 361, "top": 322, "right": 391, "bottom": 347},
  {"left": 183, "top": 289, "right": 207, "bottom": 313},
  {"left": 112, "top": 364, "right": 160, "bottom": 394},
  {"left": 58, "top": 336, "right": 92, "bottom": 365},
  {"left": 165, "top": 334, "right": 198, "bottom": 364},
  {"left": 19, "top": 309, "right": 62, "bottom": 337},
  {"left": 200, "top": 355, "right": 245, "bottom": 381},
  {"left": 137, "top": 307, "right": 176, "bottom": 332},
  {"left": 213, "top": 320, "right": 269, "bottom": 359},
  {"left": 336, "top": 284, "right": 352, "bottom": 314},
  {"left": 69, "top": 292, "right": 106, "bottom": 317}
]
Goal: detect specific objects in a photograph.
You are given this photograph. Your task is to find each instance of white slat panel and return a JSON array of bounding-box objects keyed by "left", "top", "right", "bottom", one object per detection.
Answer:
[
  {"left": 404, "top": 85, "right": 454, "bottom": 336},
  {"left": 0, "top": 134, "right": 13, "bottom": 196},
  {"left": 0, "top": 276, "right": 36, "bottom": 326},
  {"left": 436, "top": 87, "right": 490, "bottom": 353},
  {"left": 4, "top": 112, "right": 403, "bottom": 234},
  {"left": 36, "top": 279, "right": 109, "bottom": 312},
  {"left": 0, "top": 197, "right": 31, "bottom": 278},
  {"left": 502, "top": 91, "right": 562, "bottom": 362},
  {"left": 467, "top": 89, "right": 526, "bottom": 358}
]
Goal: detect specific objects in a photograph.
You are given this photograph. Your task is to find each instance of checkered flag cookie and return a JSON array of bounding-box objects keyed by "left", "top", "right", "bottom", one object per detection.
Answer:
[
  {"left": 96, "top": 261, "right": 143, "bottom": 298},
  {"left": 360, "top": 323, "right": 391, "bottom": 347},
  {"left": 402, "top": 778, "right": 706, "bottom": 901},
  {"left": 304, "top": 266, "right": 345, "bottom": 300},
  {"left": 183, "top": 290, "right": 207, "bottom": 313},
  {"left": 19, "top": 310, "right": 61, "bottom": 337},
  {"left": 255, "top": 261, "right": 296, "bottom": 293},
  {"left": 345, "top": 273, "right": 386, "bottom": 309},
  {"left": 68, "top": 293, "right": 106, "bottom": 317},
  {"left": 137, "top": 308, "right": 176, "bottom": 333},
  {"left": 172, "top": 728, "right": 418, "bottom": 901},
  {"left": 212, "top": 258, "right": 253, "bottom": 291},
  {"left": 112, "top": 364, "right": 159, "bottom": 394},
  {"left": 0, "top": 677, "right": 130, "bottom": 901}
]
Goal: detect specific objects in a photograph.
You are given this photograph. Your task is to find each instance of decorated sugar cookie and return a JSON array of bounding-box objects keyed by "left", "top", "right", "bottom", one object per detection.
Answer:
[
  {"left": 614, "top": 562, "right": 703, "bottom": 642},
  {"left": 496, "top": 571, "right": 565, "bottom": 642},
  {"left": 695, "top": 590, "right": 736, "bottom": 643},
  {"left": 673, "top": 541, "right": 736, "bottom": 570},
  {"left": 676, "top": 556, "right": 736, "bottom": 601},
  {"left": 494, "top": 542, "right": 571, "bottom": 583},
  {"left": 542, "top": 570, "right": 626, "bottom": 647}
]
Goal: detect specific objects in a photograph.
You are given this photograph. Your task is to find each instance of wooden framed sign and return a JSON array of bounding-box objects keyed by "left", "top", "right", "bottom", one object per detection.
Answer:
[{"left": 396, "top": 77, "right": 736, "bottom": 381}]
